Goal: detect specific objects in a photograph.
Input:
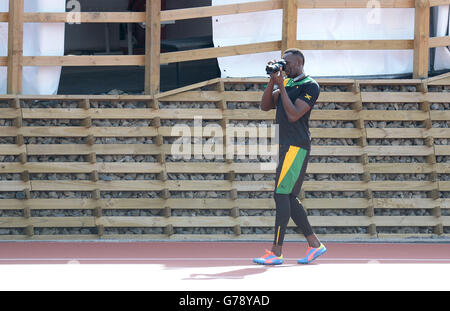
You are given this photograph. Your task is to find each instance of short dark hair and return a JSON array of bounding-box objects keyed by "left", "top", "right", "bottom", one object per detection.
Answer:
[{"left": 283, "top": 48, "right": 305, "bottom": 65}]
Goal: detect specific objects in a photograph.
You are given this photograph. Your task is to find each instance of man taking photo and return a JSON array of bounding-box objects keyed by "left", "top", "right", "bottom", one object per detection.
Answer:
[{"left": 253, "top": 48, "right": 326, "bottom": 265}]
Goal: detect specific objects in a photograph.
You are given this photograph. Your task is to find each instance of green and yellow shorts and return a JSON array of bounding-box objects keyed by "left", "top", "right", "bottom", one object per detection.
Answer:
[{"left": 274, "top": 144, "right": 310, "bottom": 195}]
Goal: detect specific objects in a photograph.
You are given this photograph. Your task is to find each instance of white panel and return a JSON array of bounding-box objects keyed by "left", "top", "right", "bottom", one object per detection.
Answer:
[
  {"left": 212, "top": 0, "right": 416, "bottom": 77},
  {"left": 0, "top": 0, "right": 65, "bottom": 95},
  {"left": 434, "top": 5, "right": 450, "bottom": 71}
]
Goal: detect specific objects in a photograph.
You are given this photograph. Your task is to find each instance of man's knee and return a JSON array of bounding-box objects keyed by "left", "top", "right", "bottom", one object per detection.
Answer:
[
  {"left": 273, "top": 192, "right": 290, "bottom": 209},
  {"left": 288, "top": 193, "right": 301, "bottom": 204},
  {"left": 274, "top": 191, "right": 290, "bottom": 200}
]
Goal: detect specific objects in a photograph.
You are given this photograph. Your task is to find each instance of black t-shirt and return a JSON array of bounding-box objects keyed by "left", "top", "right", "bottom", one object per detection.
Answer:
[{"left": 275, "top": 75, "right": 320, "bottom": 149}]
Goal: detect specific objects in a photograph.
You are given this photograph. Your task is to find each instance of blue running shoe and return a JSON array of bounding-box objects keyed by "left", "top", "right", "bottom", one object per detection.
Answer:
[
  {"left": 297, "top": 243, "right": 326, "bottom": 264},
  {"left": 253, "top": 249, "right": 284, "bottom": 265}
]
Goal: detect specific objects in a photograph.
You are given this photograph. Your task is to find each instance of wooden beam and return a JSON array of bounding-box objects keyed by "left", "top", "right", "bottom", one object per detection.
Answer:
[
  {"left": 24, "top": 12, "right": 146, "bottom": 23},
  {"left": 0, "top": 12, "right": 8, "bottom": 22},
  {"left": 7, "top": 0, "right": 24, "bottom": 94},
  {"left": 2, "top": 1, "right": 426, "bottom": 26},
  {"left": 282, "top": 0, "right": 298, "bottom": 53},
  {"left": 429, "top": 0, "right": 450, "bottom": 6},
  {"left": 6, "top": 0, "right": 420, "bottom": 26},
  {"left": 297, "top": 0, "right": 415, "bottom": 8},
  {"left": 429, "top": 36, "right": 450, "bottom": 48},
  {"left": 297, "top": 40, "right": 414, "bottom": 50},
  {"left": 145, "top": 0, "right": 161, "bottom": 95},
  {"left": 160, "top": 39, "right": 410, "bottom": 65},
  {"left": 161, "top": 0, "right": 282, "bottom": 21},
  {"left": 23, "top": 55, "right": 145, "bottom": 67},
  {"left": 413, "top": 0, "right": 430, "bottom": 79},
  {"left": 160, "top": 41, "right": 281, "bottom": 64}
]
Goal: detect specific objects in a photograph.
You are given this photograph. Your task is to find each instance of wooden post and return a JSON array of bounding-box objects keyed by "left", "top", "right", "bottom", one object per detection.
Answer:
[
  {"left": 145, "top": 0, "right": 161, "bottom": 95},
  {"left": 413, "top": 0, "right": 430, "bottom": 79},
  {"left": 368, "top": 223, "right": 377, "bottom": 237},
  {"left": 7, "top": 0, "right": 24, "bottom": 94},
  {"left": 281, "top": 0, "right": 298, "bottom": 54}
]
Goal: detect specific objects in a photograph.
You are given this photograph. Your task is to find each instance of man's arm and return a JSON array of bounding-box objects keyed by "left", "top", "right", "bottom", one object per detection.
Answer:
[
  {"left": 278, "top": 82, "right": 319, "bottom": 122},
  {"left": 261, "top": 79, "right": 279, "bottom": 111},
  {"left": 278, "top": 85, "right": 310, "bottom": 123}
]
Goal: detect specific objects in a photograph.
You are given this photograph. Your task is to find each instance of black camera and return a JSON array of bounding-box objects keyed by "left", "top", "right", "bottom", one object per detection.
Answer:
[{"left": 265, "top": 59, "right": 286, "bottom": 75}]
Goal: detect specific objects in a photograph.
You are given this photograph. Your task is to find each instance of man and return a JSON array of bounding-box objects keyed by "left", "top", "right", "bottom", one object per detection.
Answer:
[{"left": 253, "top": 48, "right": 326, "bottom": 265}]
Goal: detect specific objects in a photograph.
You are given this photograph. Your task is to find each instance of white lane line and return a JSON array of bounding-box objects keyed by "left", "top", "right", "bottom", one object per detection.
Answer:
[{"left": 0, "top": 257, "right": 449, "bottom": 262}]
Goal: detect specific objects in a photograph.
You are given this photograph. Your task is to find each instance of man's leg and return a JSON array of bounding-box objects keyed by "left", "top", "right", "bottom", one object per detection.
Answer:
[
  {"left": 252, "top": 192, "right": 287, "bottom": 264},
  {"left": 289, "top": 195, "right": 320, "bottom": 248},
  {"left": 271, "top": 145, "right": 308, "bottom": 256},
  {"left": 253, "top": 145, "right": 292, "bottom": 265},
  {"left": 272, "top": 192, "right": 291, "bottom": 256},
  {"left": 288, "top": 148, "right": 322, "bottom": 249}
]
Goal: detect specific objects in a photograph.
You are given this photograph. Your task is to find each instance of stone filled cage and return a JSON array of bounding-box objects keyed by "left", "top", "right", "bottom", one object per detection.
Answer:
[{"left": 0, "top": 75, "right": 449, "bottom": 240}]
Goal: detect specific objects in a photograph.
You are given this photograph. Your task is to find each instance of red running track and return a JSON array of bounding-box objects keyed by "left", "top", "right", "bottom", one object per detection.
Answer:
[
  {"left": 0, "top": 241, "right": 449, "bottom": 265},
  {"left": 1, "top": 241, "right": 450, "bottom": 290}
]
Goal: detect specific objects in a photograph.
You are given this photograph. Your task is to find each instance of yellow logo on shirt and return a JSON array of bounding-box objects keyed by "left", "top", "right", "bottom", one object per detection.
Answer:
[{"left": 304, "top": 94, "right": 312, "bottom": 100}]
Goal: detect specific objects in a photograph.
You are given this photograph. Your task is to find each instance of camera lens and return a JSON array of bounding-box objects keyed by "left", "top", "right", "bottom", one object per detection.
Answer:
[
  {"left": 266, "top": 63, "right": 280, "bottom": 75},
  {"left": 265, "top": 60, "right": 286, "bottom": 75}
]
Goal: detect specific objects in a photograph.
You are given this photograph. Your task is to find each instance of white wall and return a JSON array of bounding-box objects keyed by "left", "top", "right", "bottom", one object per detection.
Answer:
[{"left": 0, "top": 0, "right": 65, "bottom": 95}]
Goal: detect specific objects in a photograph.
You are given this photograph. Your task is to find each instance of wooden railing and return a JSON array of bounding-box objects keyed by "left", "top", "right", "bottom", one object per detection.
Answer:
[{"left": 1, "top": 0, "right": 450, "bottom": 95}]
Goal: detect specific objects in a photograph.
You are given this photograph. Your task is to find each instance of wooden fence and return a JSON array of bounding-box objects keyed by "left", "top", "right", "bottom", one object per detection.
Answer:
[
  {"left": 0, "top": 74, "right": 449, "bottom": 240},
  {"left": 1, "top": 0, "right": 450, "bottom": 95},
  {"left": 0, "top": 0, "right": 449, "bottom": 240}
]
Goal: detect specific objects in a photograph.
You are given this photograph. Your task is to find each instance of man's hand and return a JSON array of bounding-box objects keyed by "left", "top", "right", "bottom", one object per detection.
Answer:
[
  {"left": 261, "top": 60, "right": 282, "bottom": 111},
  {"left": 270, "top": 71, "right": 284, "bottom": 88},
  {"left": 267, "top": 59, "right": 285, "bottom": 87}
]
